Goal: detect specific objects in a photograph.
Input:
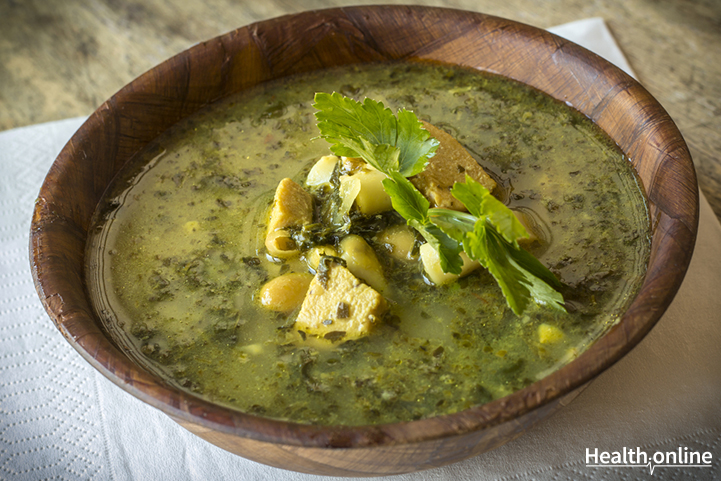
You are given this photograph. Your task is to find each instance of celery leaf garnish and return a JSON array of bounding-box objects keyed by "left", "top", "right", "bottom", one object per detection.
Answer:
[
  {"left": 313, "top": 93, "right": 564, "bottom": 314},
  {"left": 314, "top": 92, "right": 438, "bottom": 176},
  {"left": 430, "top": 176, "right": 565, "bottom": 314}
]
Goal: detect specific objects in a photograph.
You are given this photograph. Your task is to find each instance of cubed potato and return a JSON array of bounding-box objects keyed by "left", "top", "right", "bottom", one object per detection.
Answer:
[
  {"left": 265, "top": 178, "right": 313, "bottom": 258},
  {"left": 340, "top": 156, "right": 368, "bottom": 174},
  {"left": 351, "top": 169, "right": 393, "bottom": 215},
  {"left": 337, "top": 157, "right": 392, "bottom": 216},
  {"left": 183, "top": 221, "right": 200, "bottom": 233},
  {"left": 420, "top": 243, "right": 480, "bottom": 285},
  {"left": 410, "top": 122, "right": 497, "bottom": 211},
  {"left": 339, "top": 235, "right": 386, "bottom": 292},
  {"left": 304, "top": 245, "right": 339, "bottom": 271},
  {"left": 295, "top": 264, "right": 388, "bottom": 341},
  {"left": 376, "top": 225, "right": 417, "bottom": 261},
  {"left": 538, "top": 323, "right": 564, "bottom": 344}
]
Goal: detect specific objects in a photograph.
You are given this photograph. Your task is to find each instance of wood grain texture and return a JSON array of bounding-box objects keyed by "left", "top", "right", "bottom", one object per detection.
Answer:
[{"left": 29, "top": 6, "right": 698, "bottom": 476}]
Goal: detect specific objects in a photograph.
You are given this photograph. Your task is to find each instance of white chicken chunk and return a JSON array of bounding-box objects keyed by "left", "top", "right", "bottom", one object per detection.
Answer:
[{"left": 295, "top": 263, "right": 387, "bottom": 341}]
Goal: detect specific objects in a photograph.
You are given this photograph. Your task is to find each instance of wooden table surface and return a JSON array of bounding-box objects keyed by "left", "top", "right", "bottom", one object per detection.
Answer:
[{"left": 2, "top": 0, "right": 719, "bottom": 220}]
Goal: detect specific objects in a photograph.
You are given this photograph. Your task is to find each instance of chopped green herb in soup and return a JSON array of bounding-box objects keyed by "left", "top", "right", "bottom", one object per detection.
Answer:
[{"left": 86, "top": 62, "right": 650, "bottom": 426}]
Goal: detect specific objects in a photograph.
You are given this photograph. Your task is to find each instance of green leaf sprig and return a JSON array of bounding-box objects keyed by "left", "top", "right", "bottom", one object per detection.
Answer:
[
  {"left": 313, "top": 92, "right": 565, "bottom": 315},
  {"left": 314, "top": 92, "right": 438, "bottom": 176},
  {"left": 430, "top": 177, "right": 565, "bottom": 314},
  {"left": 314, "top": 92, "right": 464, "bottom": 274}
]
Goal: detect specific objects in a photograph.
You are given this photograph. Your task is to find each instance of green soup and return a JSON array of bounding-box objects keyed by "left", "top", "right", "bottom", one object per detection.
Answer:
[{"left": 86, "top": 62, "right": 650, "bottom": 426}]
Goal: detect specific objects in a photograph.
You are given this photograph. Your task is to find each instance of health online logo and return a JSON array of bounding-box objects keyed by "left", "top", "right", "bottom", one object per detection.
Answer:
[{"left": 586, "top": 447, "right": 713, "bottom": 475}]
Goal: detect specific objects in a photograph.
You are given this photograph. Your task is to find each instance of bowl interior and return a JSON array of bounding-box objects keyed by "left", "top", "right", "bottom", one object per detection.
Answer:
[{"left": 30, "top": 4, "right": 697, "bottom": 453}]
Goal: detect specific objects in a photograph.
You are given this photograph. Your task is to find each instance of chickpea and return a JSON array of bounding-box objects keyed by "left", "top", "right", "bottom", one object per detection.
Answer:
[{"left": 420, "top": 243, "right": 480, "bottom": 285}]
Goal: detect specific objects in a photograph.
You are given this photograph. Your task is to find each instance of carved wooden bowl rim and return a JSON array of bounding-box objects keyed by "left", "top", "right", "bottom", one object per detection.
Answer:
[{"left": 30, "top": 5, "right": 698, "bottom": 450}]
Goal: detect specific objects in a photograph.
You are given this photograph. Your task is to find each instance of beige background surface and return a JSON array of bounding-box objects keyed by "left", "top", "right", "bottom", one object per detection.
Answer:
[
  {"left": 1, "top": 5, "right": 719, "bottom": 478},
  {"left": 1, "top": 0, "right": 719, "bottom": 220}
]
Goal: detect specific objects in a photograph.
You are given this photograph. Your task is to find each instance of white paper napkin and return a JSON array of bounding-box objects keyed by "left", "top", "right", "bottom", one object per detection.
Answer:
[
  {"left": 547, "top": 18, "right": 636, "bottom": 79},
  {"left": 1, "top": 18, "right": 719, "bottom": 481}
]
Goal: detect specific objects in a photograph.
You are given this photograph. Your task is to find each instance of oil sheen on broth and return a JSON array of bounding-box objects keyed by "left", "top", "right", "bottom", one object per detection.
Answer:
[{"left": 86, "top": 62, "right": 650, "bottom": 426}]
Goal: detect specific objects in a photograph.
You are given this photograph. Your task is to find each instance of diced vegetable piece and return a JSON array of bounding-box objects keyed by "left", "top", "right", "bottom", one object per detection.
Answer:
[
  {"left": 339, "top": 235, "right": 387, "bottom": 292},
  {"left": 295, "top": 264, "right": 388, "bottom": 340},
  {"left": 265, "top": 178, "right": 313, "bottom": 258},
  {"left": 242, "top": 344, "right": 263, "bottom": 355},
  {"left": 306, "top": 155, "right": 339, "bottom": 186},
  {"left": 313, "top": 93, "right": 564, "bottom": 315},
  {"left": 538, "top": 323, "right": 564, "bottom": 344},
  {"left": 259, "top": 272, "right": 313, "bottom": 312},
  {"left": 420, "top": 242, "right": 480, "bottom": 285},
  {"left": 338, "top": 175, "right": 362, "bottom": 219},
  {"left": 376, "top": 225, "right": 417, "bottom": 261},
  {"left": 340, "top": 156, "right": 367, "bottom": 174},
  {"left": 410, "top": 122, "right": 497, "bottom": 211},
  {"left": 304, "top": 245, "right": 339, "bottom": 271},
  {"left": 353, "top": 169, "right": 393, "bottom": 215},
  {"left": 183, "top": 221, "right": 199, "bottom": 233}
]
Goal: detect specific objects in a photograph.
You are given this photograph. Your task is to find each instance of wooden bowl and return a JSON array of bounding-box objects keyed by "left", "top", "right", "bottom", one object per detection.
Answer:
[{"left": 29, "top": 5, "right": 698, "bottom": 477}]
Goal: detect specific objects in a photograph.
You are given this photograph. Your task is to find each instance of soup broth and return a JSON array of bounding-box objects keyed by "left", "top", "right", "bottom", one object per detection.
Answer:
[{"left": 86, "top": 62, "right": 650, "bottom": 426}]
